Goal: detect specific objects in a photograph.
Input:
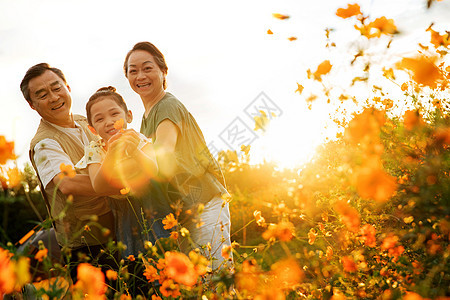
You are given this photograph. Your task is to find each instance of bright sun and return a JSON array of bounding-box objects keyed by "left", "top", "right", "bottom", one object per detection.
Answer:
[{"left": 250, "top": 103, "right": 338, "bottom": 169}]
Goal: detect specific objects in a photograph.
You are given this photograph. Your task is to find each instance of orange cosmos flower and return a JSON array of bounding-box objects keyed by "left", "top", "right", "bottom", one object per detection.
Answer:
[
  {"left": 272, "top": 13, "right": 290, "bottom": 20},
  {"left": 253, "top": 210, "right": 266, "bottom": 227},
  {"left": 267, "top": 29, "right": 273, "bottom": 34},
  {"left": 0, "top": 248, "right": 16, "bottom": 295},
  {"left": 427, "top": 26, "right": 450, "bottom": 49},
  {"left": 322, "top": 211, "right": 329, "bottom": 222},
  {"left": 127, "top": 255, "right": 135, "bottom": 262},
  {"left": 119, "top": 295, "right": 132, "bottom": 300},
  {"left": 164, "top": 251, "right": 198, "bottom": 287},
  {"left": 106, "top": 269, "right": 118, "bottom": 281},
  {"left": 403, "top": 292, "right": 425, "bottom": 300},
  {"left": 308, "top": 60, "right": 332, "bottom": 82},
  {"left": 0, "top": 136, "right": 15, "bottom": 165},
  {"left": 120, "top": 187, "right": 130, "bottom": 195},
  {"left": 222, "top": 244, "right": 232, "bottom": 260},
  {"left": 162, "top": 213, "right": 177, "bottom": 230},
  {"left": 73, "top": 263, "right": 106, "bottom": 299},
  {"left": 5, "top": 168, "right": 21, "bottom": 189},
  {"left": 270, "top": 258, "right": 304, "bottom": 289},
  {"left": 326, "top": 246, "right": 333, "bottom": 261},
  {"left": 262, "top": 221, "right": 295, "bottom": 242},
  {"left": 254, "top": 288, "right": 285, "bottom": 300},
  {"left": 159, "top": 279, "right": 181, "bottom": 298},
  {"left": 356, "top": 163, "right": 398, "bottom": 203},
  {"left": 308, "top": 228, "right": 317, "bottom": 245},
  {"left": 403, "top": 110, "right": 424, "bottom": 131},
  {"left": 396, "top": 55, "right": 443, "bottom": 89},
  {"left": 401, "top": 82, "right": 409, "bottom": 91},
  {"left": 235, "top": 259, "right": 261, "bottom": 295},
  {"left": 34, "top": 248, "right": 48, "bottom": 262},
  {"left": 345, "top": 108, "right": 385, "bottom": 144},
  {"left": 113, "top": 118, "right": 125, "bottom": 130},
  {"left": 381, "top": 235, "right": 398, "bottom": 250},
  {"left": 336, "top": 3, "right": 362, "bottom": 19},
  {"left": 434, "top": 126, "right": 450, "bottom": 147},
  {"left": 14, "top": 257, "right": 31, "bottom": 291},
  {"left": 143, "top": 264, "right": 160, "bottom": 282},
  {"left": 295, "top": 83, "right": 304, "bottom": 94},
  {"left": 368, "top": 17, "right": 397, "bottom": 37},
  {"left": 169, "top": 231, "right": 179, "bottom": 240},
  {"left": 354, "top": 23, "right": 379, "bottom": 39},
  {"left": 334, "top": 200, "right": 360, "bottom": 232},
  {"left": 360, "top": 224, "right": 376, "bottom": 247},
  {"left": 58, "top": 163, "right": 76, "bottom": 179},
  {"left": 341, "top": 256, "right": 357, "bottom": 273},
  {"left": 188, "top": 251, "right": 209, "bottom": 276}
]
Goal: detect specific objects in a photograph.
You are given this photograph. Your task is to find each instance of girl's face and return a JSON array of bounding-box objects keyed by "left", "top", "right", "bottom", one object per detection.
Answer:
[
  {"left": 90, "top": 97, "right": 132, "bottom": 141},
  {"left": 126, "top": 50, "right": 165, "bottom": 100}
]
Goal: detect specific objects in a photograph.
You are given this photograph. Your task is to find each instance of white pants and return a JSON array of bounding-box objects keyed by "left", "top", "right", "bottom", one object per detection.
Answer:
[{"left": 178, "top": 196, "right": 233, "bottom": 271}]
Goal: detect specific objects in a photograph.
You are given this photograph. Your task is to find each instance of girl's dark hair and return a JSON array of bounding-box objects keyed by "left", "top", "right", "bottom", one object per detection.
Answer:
[
  {"left": 86, "top": 86, "right": 128, "bottom": 126},
  {"left": 123, "top": 41, "right": 168, "bottom": 89}
]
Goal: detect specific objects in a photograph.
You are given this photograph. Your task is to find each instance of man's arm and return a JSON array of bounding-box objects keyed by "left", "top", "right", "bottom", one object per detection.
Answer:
[
  {"left": 52, "top": 173, "right": 102, "bottom": 196},
  {"left": 34, "top": 139, "right": 107, "bottom": 196}
]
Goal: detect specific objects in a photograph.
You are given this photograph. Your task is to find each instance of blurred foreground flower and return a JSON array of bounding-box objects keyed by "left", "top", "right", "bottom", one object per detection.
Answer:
[
  {"left": 0, "top": 248, "right": 31, "bottom": 296},
  {"left": 0, "top": 135, "right": 15, "bottom": 164},
  {"left": 395, "top": 55, "right": 444, "bottom": 89},
  {"left": 262, "top": 221, "right": 295, "bottom": 242},
  {"left": 73, "top": 263, "right": 106, "bottom": 299},
  {"left": 334, "top": 200, "right": 360, "bottom": 232},
  {"left": 355, "top": 161, "right": 398, "bottom": 203},
  {"left": 164, "top": 251, "right": 198, "bottom": 287}
]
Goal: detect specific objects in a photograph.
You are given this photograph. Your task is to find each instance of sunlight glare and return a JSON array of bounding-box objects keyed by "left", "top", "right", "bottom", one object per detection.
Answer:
[{"left": 251, "top": 103, "right": 337, "bottom": 169}]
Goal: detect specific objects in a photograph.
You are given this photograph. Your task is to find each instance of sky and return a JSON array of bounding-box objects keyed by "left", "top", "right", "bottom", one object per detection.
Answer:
[{"left": 1, "top": 0, "right": 449, "bottom": 169}]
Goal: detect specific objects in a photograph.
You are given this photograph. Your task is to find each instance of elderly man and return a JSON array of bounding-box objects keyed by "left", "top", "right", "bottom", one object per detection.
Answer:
[{"left": 20, "top": 63, "right": 117, "bottom": 280}]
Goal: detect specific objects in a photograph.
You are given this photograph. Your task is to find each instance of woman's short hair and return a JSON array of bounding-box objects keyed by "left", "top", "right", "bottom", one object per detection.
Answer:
[{"left": 123, "top": 42, "right": 168, "bottom": 89}]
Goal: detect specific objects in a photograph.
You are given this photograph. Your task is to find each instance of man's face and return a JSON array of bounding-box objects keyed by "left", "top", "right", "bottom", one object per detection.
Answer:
[{"left": 28, "top": 70, "right": 73, "bottom": 127}]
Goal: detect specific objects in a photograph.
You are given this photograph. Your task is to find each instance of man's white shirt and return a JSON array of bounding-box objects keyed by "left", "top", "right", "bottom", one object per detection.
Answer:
[{"left": 33, "top": 121, "right": 90, "bottom": 188}]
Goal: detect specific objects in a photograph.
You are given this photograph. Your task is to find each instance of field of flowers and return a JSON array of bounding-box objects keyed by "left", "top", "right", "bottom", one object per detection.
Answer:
[{"left": 1, "top": 2, "right": 450, "bottom": 299}]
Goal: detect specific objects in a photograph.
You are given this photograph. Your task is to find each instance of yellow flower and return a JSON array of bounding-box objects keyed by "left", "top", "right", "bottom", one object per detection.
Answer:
[
  {"left": 113, "top": 118, "right": 125, "bottom": 130},
  {"left": 58, "top": 163, "right": 76, "bottom": 179},
  {"left": 272, "top": 13, "right": 289, "bottom": 20},
  {"left": 34, "top": 248, "right": 48, "bottom": 262},
  {"left": 0, "top": 135, "right": 16, "bottom": 164},
  {"left": 106, "top": 269, "right": 118, "bottom": 281},
  {"left": 162, "top": 213, "right": 178, "bottom": 230},
  {"left": 336, "top": 3, "right": 362, "bottom": 19},
  {"left": 120, "top": 187, "right": 130, "bottom": 195}
]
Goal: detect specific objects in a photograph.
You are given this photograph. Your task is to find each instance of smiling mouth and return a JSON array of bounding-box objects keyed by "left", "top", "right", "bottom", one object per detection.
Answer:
[
  {"left": 52, "top": 102, "right": 65, "bottom": 110},
  {"left": 137, "top": 83, "right": 151, "bottom": 88},
  {"left": 107, "top": 128, "right": 118, "bottom": 135}
]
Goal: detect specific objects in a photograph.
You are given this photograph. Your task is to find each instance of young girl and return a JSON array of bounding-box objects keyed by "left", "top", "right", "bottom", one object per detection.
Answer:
[{"left": 75, "top": 86, "right": 173, "bottom": 257}]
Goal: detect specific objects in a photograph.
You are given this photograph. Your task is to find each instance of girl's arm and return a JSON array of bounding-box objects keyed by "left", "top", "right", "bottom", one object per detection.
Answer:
[{"left": 87, "top": 162, "right": 122, "bottom": 195}]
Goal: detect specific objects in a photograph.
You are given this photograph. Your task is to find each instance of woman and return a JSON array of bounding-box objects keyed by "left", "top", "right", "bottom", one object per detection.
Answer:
[{"left": 123, "top": 42, "right": 233, "bottom": 270}]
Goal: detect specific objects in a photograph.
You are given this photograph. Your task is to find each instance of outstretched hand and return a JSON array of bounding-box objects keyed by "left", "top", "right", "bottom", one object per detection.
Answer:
[{"left": 108, "top": 129, "right": 141, "bottom": 156}]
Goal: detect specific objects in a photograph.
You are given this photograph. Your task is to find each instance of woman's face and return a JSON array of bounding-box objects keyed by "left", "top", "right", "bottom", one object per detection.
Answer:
[{"left": 126, "top": 50, "right": 165, "bottom": 100}]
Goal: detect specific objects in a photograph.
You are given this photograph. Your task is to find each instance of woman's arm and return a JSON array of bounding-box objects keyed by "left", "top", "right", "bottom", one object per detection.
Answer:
[{"left": 153, "top": 119, "right": 179, "bottom": 179}]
